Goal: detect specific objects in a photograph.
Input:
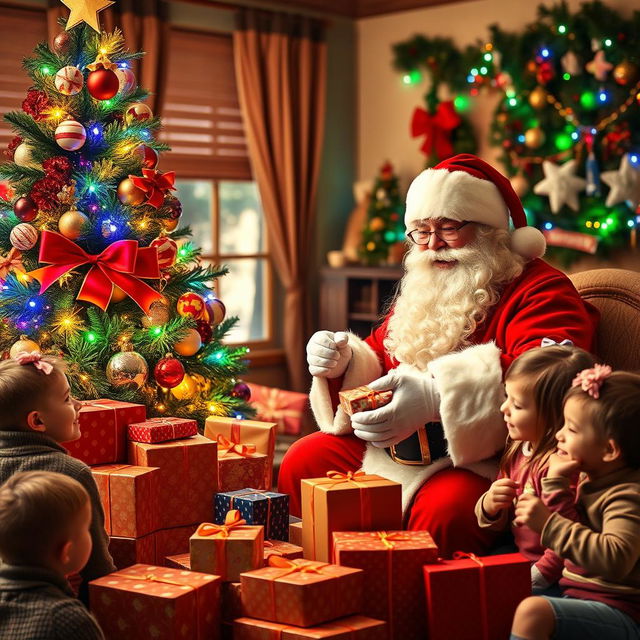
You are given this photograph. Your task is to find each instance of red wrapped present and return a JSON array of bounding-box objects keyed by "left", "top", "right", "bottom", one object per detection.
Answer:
[
  {"left": 263, "top": 540, "right": 303, "bottom": 565},
  {"left": 289, "top": 521, "right": 303, "bottom": 547},
  {"left": 190, "top": 510, "right": 264, "bottom": 582},
  {"left": 338, "top": 386, "right": 392, "bottom": 416},
  {"left": 301, "top": 472, "right": 402, "bottom": 562},
  {"left": 154, "top": 523, "right": 199, "bottom": 562},
  {"left": 234, "top": 615, "right": 387, "bottom": 639},
  {"left": 165, "top": 552, "right": 190, "bottom": 570},
  {"left": 108, "top": 534, "right": 155, "bottom": 570},
  {"left": 91, "top": 464, "right": 160, "bottom": 537},
  {"left": 423, "top": 552, "right": 531, "bottom": 640},
  {"left": 247, "top": 383, "right": 308, "bottom": 435},
  {"left": 64, "top": 399, "right": 146, "bottom": 465},
  {"left": 205, "top": 417, "right": 275, "bottom": 489},
  {"left": 216, "top": 438, "right": 269, "bottom": 492},
  {"left": 332, "top": 530, "right": 438, "bottom": 640},
  {"left": 128, "top": 416, "right": 197, "bottom": 444},
  {"left": 222, "top": 581, "right": 245, "bottom": 622},
  {"left": 89, "top": 563, "right": 221, "bottom": 640},
  {"left": 128, "top": 434, "right": 217, "bottom": 529},
  {"left": 240, "top": 556, "right": 363, "bottom": 627}
]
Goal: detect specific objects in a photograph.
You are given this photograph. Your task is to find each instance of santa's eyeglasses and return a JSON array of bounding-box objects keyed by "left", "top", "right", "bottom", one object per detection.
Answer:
[{"left": 406, "top": 220, "right": 471, "bottom": 245}]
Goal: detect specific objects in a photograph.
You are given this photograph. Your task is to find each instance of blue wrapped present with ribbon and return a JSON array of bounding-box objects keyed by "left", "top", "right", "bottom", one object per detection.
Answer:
[{"left": 214, "top": 488, "right": 289, "bottom": 541}]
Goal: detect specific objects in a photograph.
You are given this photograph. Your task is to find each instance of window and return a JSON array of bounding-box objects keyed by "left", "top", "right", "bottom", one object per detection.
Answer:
[{"left": 162, "top": 28, "right": 272, "bottom": 346}]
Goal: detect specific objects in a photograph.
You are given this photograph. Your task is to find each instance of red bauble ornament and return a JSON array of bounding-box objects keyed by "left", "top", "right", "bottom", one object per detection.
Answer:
[
  {"left": 86, "top": 68, "right": 120, "bottom": 100},
  {"left": 154, "top": 354, "right": 185, "bottom": 389},
  {"left": 133, "top": 144, "right": 159, "bottom": 169},
  {"left": 231, "top": 381, "right": 251, "bottom": 402},
  {"left": 177, "top": 292, "right": 206, "bottom": 320},
  {"left": 53, "top": 31, "right": 71, "bottom": 55},
  {"left": 13, "top": 196, "right": 38, "bottom": 222},
  {"left": 536, "top": 61, "right": 555, "bottom": 85},
  {"left": 195, "top": 319, "right": 213, "bottom": 344}
]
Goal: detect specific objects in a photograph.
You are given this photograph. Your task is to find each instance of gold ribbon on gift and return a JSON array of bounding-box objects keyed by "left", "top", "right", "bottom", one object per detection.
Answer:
[
  {"left": 216, "top": 434, "right": 257, "bottom": 459},
  {"left": 452, "top": 551, "right": 489, "bottom": 640},
  {"left": 252, "top": 387, "right": 304, "bottom": 432},
  {"left": 197, "top": 510, "right": 246, "bottom": 538}
]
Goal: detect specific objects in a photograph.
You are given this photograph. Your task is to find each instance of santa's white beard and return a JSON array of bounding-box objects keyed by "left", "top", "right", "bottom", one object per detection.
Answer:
[{"left": 384, "top": 227, "right": 525, "bottom": 370}]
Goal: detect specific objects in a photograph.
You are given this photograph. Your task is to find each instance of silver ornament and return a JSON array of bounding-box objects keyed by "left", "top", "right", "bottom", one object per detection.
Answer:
[{"left": 106, "top": 349, "right": 148, "bottom": 389}]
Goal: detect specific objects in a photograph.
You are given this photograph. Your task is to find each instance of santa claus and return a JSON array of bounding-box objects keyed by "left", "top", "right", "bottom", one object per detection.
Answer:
[{"left": 278, "top": 154, "right": 598, "bottom": 556}]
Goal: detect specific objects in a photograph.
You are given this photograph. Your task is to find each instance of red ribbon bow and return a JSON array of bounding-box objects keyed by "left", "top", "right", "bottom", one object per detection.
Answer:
[
  {"left": 130, "top": 168, "right": 176, "bottom": 208},
  {"left": 410, "top": 100, "right": 461, "bottom": 161},
  {"left": 28, "top": 230, "right": 162, "bottom": 313}
]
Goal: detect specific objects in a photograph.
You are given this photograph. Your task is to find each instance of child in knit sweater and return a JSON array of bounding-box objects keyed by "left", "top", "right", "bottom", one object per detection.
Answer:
[
  {"left": 0, "top": 353, "right": 114, "bottom": 601},
  {"left": 511, "top": 366, "right": 640, "bottom": 640}
]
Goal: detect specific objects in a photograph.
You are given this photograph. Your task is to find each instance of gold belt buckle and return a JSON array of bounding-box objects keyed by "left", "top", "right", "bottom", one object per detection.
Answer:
[{"left": 389, "top": 426, "right": 432, "bottom": 466}]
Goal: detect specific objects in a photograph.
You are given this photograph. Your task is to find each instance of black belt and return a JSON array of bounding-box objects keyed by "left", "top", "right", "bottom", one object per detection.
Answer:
[{"left": 386, "top": 422, "right": 447, "bottom": 465}]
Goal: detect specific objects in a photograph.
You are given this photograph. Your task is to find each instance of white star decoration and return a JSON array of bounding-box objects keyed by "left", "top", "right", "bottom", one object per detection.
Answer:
[
  {"left": 601, "top": 154, "right": 640, "bottom": 208},
  {"left": 533, "top": 160, "right": 587, "bottom": 213}
]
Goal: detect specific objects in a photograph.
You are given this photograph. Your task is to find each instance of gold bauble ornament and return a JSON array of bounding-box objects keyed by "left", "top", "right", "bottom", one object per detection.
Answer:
[
  {"left": 524, "top": 127, "right": 545, "bottom": 149},
  {"left": 110, "top": 286, "right": 128, "bottom": 304},
  {"left": 613, "top": 60, "right": 639, "bottom": 86},
  {"left": 106, "top": 347, "right": 148, "bottom": 389},
  {"left": 174, "top": 329, "right": 202, "bottom": 356},
  {"left": 162, "top": 217, "right": 179, "bottom": 232},
  {"left": 171, "top": 373, "right": 198, "bottom": 400},
  {"left": 9, "top": 335, "right": 40, "bottom": 359},
  {"left": 369, "top": 217, "right": 385, "bottom": 232},
  {"left": 528, "top": 86, "right": 548, "bottom": 110},
  {"left": 117, "top": 178, "right": 146, "bottom": 206},
  {"left": 141, "top": 300, "right": 170, "bottom": 328},
  {"left": 192, "top": 373, "right": 211, "bottom": 394},
  {"left": 58, "top": 209, "right": 90, "bottom": 240},
  {"left": 510, "top": 173, "right": 529, "bottom": 197}
]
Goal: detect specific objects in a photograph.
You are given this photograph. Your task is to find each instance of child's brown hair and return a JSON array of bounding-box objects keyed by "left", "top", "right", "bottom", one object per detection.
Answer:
[
  {"left": 0, "top": 470, "right": 89, "bottom": 565},
  {"left": 501, "top": 345, "right": 596, "bottom": 474}
]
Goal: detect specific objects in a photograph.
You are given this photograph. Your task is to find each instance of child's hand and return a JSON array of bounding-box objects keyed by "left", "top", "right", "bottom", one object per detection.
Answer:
[
  {"left": 483, "top": 478, "right": 518, "bottom": 517},
  {"left": 548, "top": 451, "right": 580, "bottom": 478},
  {"left": 514, "top": 493, "right": 552, "bottom": 533}
]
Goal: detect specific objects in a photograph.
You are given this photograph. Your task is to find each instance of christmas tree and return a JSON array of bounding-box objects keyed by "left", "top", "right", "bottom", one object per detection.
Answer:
[
  {"left": 359, "top": 161, "right": 406, "bottom": 265},
  {"left": 0, "top": 17, "right": 254, "bottom": 424}
]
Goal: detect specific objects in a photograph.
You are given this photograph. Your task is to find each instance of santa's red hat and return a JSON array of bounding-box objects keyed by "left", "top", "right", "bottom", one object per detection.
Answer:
[{"left": 405, "top": 153, "right": 546, "bottom": 259}]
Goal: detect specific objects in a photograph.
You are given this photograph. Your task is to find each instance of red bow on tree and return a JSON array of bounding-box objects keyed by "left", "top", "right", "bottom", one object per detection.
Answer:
[
  {"left": 130, "top": 168, "right": 176, "bottom": 208},
  {"left": 411, "top": 100, "right": 461, "bottom": 161},
  {"left": 28, "top": 231, "right": 163, "bottom": 313}
]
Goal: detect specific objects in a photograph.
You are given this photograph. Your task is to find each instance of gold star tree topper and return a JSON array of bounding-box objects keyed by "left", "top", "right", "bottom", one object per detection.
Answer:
[{"left": 60, "top": 0, "right": 114, "bottom": 33}]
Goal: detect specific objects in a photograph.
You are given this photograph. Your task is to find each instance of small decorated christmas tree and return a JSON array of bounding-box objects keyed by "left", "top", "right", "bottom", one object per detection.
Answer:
[
  {"left": 0, "top": 16, "right": 253, "bottom": 424},
  {"left": 359, "top": 161, "right": 406, "bottom": 265}
]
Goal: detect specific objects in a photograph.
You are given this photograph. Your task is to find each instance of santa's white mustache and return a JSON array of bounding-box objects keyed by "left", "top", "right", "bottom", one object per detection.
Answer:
[{"left": 406, "top": 244, "right": 478, "bottom": 265}]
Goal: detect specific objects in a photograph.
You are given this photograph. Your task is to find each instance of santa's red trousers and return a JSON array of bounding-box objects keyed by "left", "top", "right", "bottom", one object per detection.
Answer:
[{"left": 278, "top": 431, "right": 498, "bottom": 558}]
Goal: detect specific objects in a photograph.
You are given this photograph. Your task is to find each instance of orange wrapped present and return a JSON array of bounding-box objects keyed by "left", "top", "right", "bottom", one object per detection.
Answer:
[
  {"left": 263, "top": 540, "right": 303, "bottom": 565},
  {"left": 190, "top": 510, "right": 264, "bottom": 582},
  {"left": 91, "top": 464, "right": 160, "bottom": 538},
  {"left": 89, "top": 563, "right": 221, "bottom": 640},
  {"left": 205, "top": 417, "right": 276, "bottom": 489},
  {"left": 289, "top": 520, "right": 303, "bottom": 547},
  {"left": 301, "top": 472, "right": 402, "bottom": 562},
  {"left": 247, "top": 383, "right": 309, "bottom": 435},
  {"left": 108, "top": 534, "right": 155, "bottom": 570},
  {"left": 338, "top": 386, "right": 392, "bottom": 416},
  {"left": 154, "top": 523, "right": 199, "bottom": 562},
  {"left": 165, "top": 552, "right": 190, "bottom": 570},
  {"left": 216, "top": 435, "right": 269, "bottom": 492},
  {"left": 332, "top": 531, "right": 438, "bottom": 640},
  {"left": 234, "top": 615, "right": 387, "bottom": 639},
  {"left": 240, "top": 556, "right": 363, "bottom": 627},
  {"left": 222, "top": 581, "right": 245, "bottom": 622},
  {"left": 128, "top": 434, "right": 217, "bottom": 529}
]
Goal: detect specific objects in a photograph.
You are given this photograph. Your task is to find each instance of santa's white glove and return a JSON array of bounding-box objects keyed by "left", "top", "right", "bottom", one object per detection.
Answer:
[
  {"left": 306, "top": 331, "right": 352, "bottom": 379},
  {"left": 351, "top": 370, "right": 440, "bottom": 448}
]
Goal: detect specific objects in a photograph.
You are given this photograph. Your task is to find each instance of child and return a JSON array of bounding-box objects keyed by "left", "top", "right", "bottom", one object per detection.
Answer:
[
  {"left": 511, "top": 365, "right": 640, "bottom": 640},
  {"left": 0, "top": 352, "right": 115, "bottom": 601},
  {"left": 0, "top": 470, "right": 104, "bottom": 639},
  {"left": 475, "top": 345, "right": 595, "bottom": 592}
]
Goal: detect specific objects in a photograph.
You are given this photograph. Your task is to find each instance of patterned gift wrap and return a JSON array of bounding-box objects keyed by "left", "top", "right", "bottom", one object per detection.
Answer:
[
  {"left": 190, "top": 510, "right": 264, "bottom": 582},
  {"left": 289, "top": 521, "right": 303, "bottom": 547},
  {"left": 332, "top": 530, "right": 438, "bottom": 640},
  {"left": 165, "top": 553, "right": 190, "bottom": 570},
  {"left": 338, "top": 386, "right": 393, "bottom": 416},
  {"left": 205, "top": 416, "right": 276, "bottom": 488},
  {"left": 154, "top": 524, "right": 199, "bottom": 563},
  {"left": 215, "top": 489, "right": 289, "bottom": 541},
  {"left": 91, "top": 464, "right": 160, "bottom": 538},
  {"left": 233, "top": 615, "right": 387, "bottom": 639},
  {"left": 423, "top": 552, "right": 531, "bottom": 640},
  {"left": 301, "top": 472, "right": 402, "bottom": 562},
  {"left": 128, "top": 434, "right": 217, "bottom": 529},
  {"left": 240, "top": 556, "right": 363, "bottom": 627},
  {"left": 89, "top": 563, "right": 221, "bottom": 640},
  {"left": 247, "top": 383, "right": 309, "bottom": 435},
  {"left": 263, "top": 540, "right": 303, "bottom": 565},
  {"left": 127, "top": 416, "right": 197, "bottom": 444},
  {"left": 217, "top": 448, "right": 269, "bottom": 492},
  {"left": 64, "top": 399, "right": 146, "bottom": 465}
]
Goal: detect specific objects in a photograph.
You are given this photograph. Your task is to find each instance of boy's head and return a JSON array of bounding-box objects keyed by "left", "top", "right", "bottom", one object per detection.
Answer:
[
  {"left": 0, "top": 471, "right": 92, "bottom": 575},
  {"left": 0, "top": 353, "right": 82, "bottom": 442}
]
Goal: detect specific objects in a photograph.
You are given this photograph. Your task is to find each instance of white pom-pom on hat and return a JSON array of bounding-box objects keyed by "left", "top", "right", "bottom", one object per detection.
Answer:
[{"left": 511, "top": 226, "right": 546, "bottom": 259}]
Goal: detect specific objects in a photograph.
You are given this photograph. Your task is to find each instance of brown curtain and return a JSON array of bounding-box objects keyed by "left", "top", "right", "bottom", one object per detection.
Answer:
[
  {"left": 233, "top": 9, "right": 327, "bottom": 391},
  {"left": 47, "top": 0, "right": 168, "bottom": 113}
]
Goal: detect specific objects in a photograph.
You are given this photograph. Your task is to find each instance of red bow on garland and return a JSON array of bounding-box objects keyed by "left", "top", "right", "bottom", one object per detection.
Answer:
[
  {"left": 28, "top": 230, "right": 163, "bottom": 313},
  {"left": 410, "top": 100, "right": 461, "bottom": 161},
  {"left": 130, "top": 168, "right": 176, "bottom": 208}
]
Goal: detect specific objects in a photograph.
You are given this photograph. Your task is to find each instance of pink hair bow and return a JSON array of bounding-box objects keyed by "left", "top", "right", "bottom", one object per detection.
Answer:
[
  {"left": 572, "top": 364, "right": 612, "bottom": 399},
  {"left": 13, "top": 351, "right": 54, "bottom": 375}
]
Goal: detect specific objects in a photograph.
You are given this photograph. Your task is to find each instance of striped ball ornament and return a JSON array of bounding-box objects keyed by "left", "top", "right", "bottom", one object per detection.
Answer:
[
  {"left": 55, "top": 119, "right": 86, "bottom": 151},
  {"left": 150, "top": 236, "right": 178, "bottom": 269},
  {"left": 115, "top": 67, "right": 136, "bottom": 96},
  {"left": 10, "top": 223, "right": 38, "bottom": 250},
  {"left": 54, "top": 65, "right": 84, "bottom": 96}
]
